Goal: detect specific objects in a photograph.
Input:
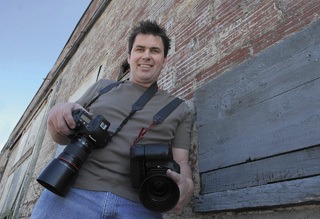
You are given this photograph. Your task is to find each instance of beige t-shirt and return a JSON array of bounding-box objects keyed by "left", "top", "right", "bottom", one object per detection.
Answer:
[{"left": 73, "top": 79, "right": 192, "bottom": 202}]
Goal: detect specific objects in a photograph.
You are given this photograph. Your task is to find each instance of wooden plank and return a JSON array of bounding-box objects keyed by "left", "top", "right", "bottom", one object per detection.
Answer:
[
  {"left": 196, "top": 49, "right": 320, "bottom": 126},
  {"left": 201, "top": 145, "right": 320, "bottom": 193},
  {"left": 194, "top": 176, "right": 320, "bottom": 213},
  {"left": 195, "top": 20, "right": 320, "bottom": 127},
  {"left": 195, "top": 20, "right": 320, "bottom": 172},
  {"left": 196, "top": 56, "right": 320, "bottom": 152},
  {"left": 193, "top": 18, "right": 320, "bottom": 213},
  {"left": 198, "top": 77, "right": 320, "bottom": 172}
]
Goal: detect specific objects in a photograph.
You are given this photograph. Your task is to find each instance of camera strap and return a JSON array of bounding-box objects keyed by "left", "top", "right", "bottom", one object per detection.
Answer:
[
  {"left": 111, "top": 81, "right": 158, "bottom": 137},
  {"left": 84, "top": 80, "right": 183, "bottom": 143},
  {"left": 85, "top": 81, "right": 158, "bottom": 109},
  {"left": 132, "top": 97, "right": 183, "bottom": 145},
  {"left": 85, "top": 80, "right": 159, "bottom": 138},
  {"left": 84, "top": 81, "right": 122, "bottom": 109}
]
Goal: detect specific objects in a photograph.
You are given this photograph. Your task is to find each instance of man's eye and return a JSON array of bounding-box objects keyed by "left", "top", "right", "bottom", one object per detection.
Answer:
[{"left": 135, "top": 47, "right": 144, "bottom": 52}]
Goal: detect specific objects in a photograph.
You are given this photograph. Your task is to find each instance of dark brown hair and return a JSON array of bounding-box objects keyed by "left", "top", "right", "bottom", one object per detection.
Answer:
[{"left": 128, "top": 20, "right": 171, "bottom": 57}]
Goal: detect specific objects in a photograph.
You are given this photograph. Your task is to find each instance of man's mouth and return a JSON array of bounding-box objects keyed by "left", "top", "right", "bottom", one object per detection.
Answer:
[{"left": 139, "top": 64, "right": 153, "bottom": 68}]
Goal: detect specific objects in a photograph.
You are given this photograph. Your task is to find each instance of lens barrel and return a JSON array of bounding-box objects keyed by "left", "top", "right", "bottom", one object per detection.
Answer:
[{"left": 36, "top": 137, "right": 91, "bottom": 197}]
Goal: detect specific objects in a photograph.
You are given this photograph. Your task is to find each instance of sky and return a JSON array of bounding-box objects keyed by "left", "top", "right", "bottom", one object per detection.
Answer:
[{"left": 0, "top": 0, "right": 92, "bottom": 151}]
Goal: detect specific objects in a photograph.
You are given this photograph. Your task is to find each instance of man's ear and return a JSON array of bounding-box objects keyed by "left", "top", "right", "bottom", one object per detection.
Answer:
[
  {"left": 127, "top": 54, "right": 131, "bottom": 64},
  {"left": 163, "top": 57, "right": 168, "bottom": 66}
]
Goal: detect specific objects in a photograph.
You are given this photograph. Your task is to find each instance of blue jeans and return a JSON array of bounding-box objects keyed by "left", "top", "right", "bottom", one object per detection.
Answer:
[{"left": 31, "top": 188, "right": 163, "bottom": 219}]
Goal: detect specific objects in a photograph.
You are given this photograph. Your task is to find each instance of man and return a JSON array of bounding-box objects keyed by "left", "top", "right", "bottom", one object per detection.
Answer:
[{"left": 32, "top": 20, "right": 193, "bottom": 218}]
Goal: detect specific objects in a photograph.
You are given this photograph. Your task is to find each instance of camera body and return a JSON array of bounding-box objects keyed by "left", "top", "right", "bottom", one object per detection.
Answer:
[
  {"left": 72, "top": 108, "right": 111, "bottom": 148},
  {"left": 37, "top": 109, "right": 111, "bottom": 197},
  {"left": 130, "top": 144, "right": 180, "bottom": 212}
]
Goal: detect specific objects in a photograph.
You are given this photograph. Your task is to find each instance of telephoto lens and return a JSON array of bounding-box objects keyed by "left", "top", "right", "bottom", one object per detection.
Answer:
[
  {"left": 37, "top": 109, "right": 111, "bottom": 197},
  {"left": 36, "top": 136, "right": 92, "bottom": 197}
]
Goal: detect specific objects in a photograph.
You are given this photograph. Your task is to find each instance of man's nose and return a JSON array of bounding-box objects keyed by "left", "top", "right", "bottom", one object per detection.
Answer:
[{"left": 142, "top": 50, "right": 151, "bottom": 59}]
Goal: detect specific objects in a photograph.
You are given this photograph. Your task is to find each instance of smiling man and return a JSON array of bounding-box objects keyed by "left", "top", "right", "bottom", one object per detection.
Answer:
[
  {"left": 32, "top": 20, "right": 194, "bottom": 219},
  {"left": 128, "top": 34, "right": 167, "bottom": 87}
]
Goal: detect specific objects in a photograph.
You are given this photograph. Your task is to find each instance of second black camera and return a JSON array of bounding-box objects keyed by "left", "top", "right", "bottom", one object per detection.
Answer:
[{"left": 130, "top": 144, "right": 180, "bottom": 212}]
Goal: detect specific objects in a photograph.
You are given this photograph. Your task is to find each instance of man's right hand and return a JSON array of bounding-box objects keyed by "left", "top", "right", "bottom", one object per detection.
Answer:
[{"left": 47, "top": 102, "right": 84, "bottom": 145}]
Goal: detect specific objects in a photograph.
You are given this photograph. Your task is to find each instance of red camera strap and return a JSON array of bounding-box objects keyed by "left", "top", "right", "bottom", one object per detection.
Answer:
[
  {"left": 131, "top": 97, "right": 183, "bottom": 146},
  {"left": 132, "top": 122, "right": 157, "bottom": 145}
]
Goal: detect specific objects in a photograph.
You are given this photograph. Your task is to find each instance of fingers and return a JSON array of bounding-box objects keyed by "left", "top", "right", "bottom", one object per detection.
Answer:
[
  {"left": 166, "top": 169, "right": 194, "bottom": 214},
  {"left": 166, "top": 169, "right": 182, "bottom": 184},
  {"left": 47, "top": 102, "right": 84, "bottom": 138},
  {"left": 166, "top": 169, "right": 184, "bottom": 213}
]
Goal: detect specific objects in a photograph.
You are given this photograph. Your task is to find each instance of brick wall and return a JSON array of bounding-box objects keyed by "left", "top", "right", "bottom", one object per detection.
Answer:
[{"left": 47, "top": 0, "right": 320, "bottom": 101}]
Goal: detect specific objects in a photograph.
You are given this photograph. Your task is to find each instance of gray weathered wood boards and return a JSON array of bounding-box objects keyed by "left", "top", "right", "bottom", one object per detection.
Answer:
[
  {"left": 195, "top": 176, "right": 320, "bottom": 212},
  {"left": 194, "top": 20, "right": 320, "bottom": 212}
]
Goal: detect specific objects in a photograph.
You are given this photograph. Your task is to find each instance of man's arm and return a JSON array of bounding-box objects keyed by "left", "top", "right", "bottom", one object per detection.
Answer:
[{"left": 167, "top": 148, "right": 194, "bottom": 213}]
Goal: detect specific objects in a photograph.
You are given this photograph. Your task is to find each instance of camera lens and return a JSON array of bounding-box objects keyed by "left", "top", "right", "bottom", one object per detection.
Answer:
[
  {"left": 147, "top": 177, "right": 172, "bottom": 201},
  {"left": 36, "top": 136, "right": 92, "bottom": 197},
  {"left": 58, "top": 137, "right": 92, "bottom": 171},
  {"left": 37, "top": 110, "right": 111, "bottom": 197},
  {"left": 139, "top": 175, "right": 180, "bottom": 212}
]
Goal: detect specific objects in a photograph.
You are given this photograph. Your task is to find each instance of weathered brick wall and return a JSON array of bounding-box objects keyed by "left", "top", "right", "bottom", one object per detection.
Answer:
[
  {"left": 1, "top": 0, "right": 320, "bottom": 218},
  {"left": 44, "top": 0, "right": 320, "bottom": 102}
]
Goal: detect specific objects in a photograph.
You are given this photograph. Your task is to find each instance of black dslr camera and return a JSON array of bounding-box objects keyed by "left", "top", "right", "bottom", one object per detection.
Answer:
[
  {"left": 37, "top": 109, "right": 111, "bottom": 197},
  {"left": 130, "top": 144, "right": 180, "bottom": 212}
]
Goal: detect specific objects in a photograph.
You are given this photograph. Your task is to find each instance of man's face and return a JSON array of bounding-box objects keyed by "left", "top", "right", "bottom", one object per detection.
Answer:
[{"left": 128, "top": 34, "right": 167, "bottom": 87}]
